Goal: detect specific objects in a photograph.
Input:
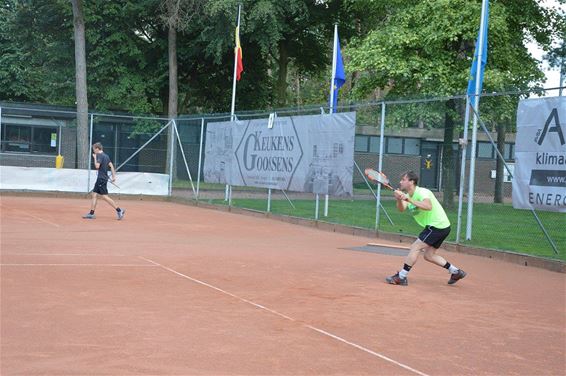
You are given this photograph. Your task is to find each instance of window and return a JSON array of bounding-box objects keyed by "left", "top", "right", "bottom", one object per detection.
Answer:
[
  {"left": 477, "top": 142, "right": 493, "bottom": 159},
  {"left": 369, "top": 136, "right": 381, "bottom": 153},
  {"left": 32, "top": 127, "right": 57, "bottom": 153},
  {"left": 4, "top": 125, "right": 31, "bottom": 152},
  {"left": 355, "top": 135, "right": 369, "bottom": 152},
  {"left": 354, "top": 136, "right": 425, "bottom": 155},
  {"left": 504, "top": 143, "right": 514, "bottom": 161},
  {"left": 387, "top": 137, "right": 403, "bottom": 154},
  {"left": 404, "top": 138, "right": 420, "bottom": 155},
  {"left": 2, "top": 125, "right": 58, "bottom": 154}
]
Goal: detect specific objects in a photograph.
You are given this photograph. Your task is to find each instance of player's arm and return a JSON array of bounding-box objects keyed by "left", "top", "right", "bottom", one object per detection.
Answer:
[
  {"left": 394, "top": 190, "right": 408, "bottom": 212},
  {"left": 406, "top": 197, "right": 432, "bottom": 211},
  {"left": 93, "top": 153, "right": 100, "bottom": 169},
  {"left": 109, "top": 162, "right": 117, "bottom": 181}
]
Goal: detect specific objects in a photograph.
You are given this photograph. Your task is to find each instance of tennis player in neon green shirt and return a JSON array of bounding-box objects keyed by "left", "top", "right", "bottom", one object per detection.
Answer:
[{"left": 386, "top": 171, "right": 467, "bottom": 286}]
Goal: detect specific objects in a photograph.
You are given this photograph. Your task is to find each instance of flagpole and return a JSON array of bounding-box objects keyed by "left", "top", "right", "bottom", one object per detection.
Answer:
[
  {"left": 465, "top": 0, "right": 488, "bottom": 240},
  {"left": 226, "top": 4, "right": 242, "bottom": 202},
  {"left": 456, "top": 96, "right": 471, "bottom": 243},
  {"left": 231, "top": 5, "right": 241, "bottom": 119},
  {"left": 324, "top": 24, "right": 339, "bottom": 217},
  {"left": 329, "top": 24, "right": 338, "bottom": 113}
]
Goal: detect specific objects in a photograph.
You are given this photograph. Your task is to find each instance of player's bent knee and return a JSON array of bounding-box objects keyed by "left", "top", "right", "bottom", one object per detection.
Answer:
[
  {"left": 411, "top": 241, "right": 427, "bottom": 253},
  {"left": 423, "top": 249, "right": 437, "bottom": 262}
]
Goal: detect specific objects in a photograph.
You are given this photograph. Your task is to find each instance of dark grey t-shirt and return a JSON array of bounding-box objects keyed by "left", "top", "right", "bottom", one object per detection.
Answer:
[{"left": 96, "top": 152, "right": 111, "bottom": 179}]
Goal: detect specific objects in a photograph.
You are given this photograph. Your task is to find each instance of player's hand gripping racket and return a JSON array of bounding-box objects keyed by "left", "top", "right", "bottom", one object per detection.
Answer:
[{"left": 364, "top": 168, "right": 395, "bottom": 190}]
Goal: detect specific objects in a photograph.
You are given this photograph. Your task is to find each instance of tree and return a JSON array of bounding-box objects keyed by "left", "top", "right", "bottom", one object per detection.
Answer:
[
  {"left": 0, "top": 0, "right": 41, "bottom": 101},
  {"left": 0, "top": 0, "right": 344, "bottom": 114},
  {"left": 205, "top": 0, "right": 336, "bottom": 108},
  {"left": 0, "top": 0, "right": 165, "bottom": 112},
  {"left": 159, "top": 0, "right": 206, "bottom": 179},
  {"left": 545, "top": 11, "right": 565, "bottom": 94},
  {"left": 160, "top": 0, "right": 206, "bottom": 118},
  {"left": 0, "top": 0, "right": 76, "bottom": 104},
  {"left": 494, "top": 120, "right": 506, "bottom": 203},
  {"left": 70, "top": 0, "right": 89, "bottom": 169},
  {"left": 347, "top": 0, "right": 561, "bottom": 207}
]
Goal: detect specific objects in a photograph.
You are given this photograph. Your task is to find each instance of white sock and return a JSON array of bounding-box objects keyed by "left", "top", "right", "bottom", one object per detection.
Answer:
[
  {"left": 448, "top": 265, "right": 459, "bottom": 274},
  {"left": 399, "top": 269, "right": 409, "bottom": 279}
]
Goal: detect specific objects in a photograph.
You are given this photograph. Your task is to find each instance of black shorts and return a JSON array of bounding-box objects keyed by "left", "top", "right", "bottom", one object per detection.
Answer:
[
  {"left": 418, "top": 225, "right": 451, "bottom": 249},
  {"left": 92, "top": 177, "right": 108, "bottom": 195}
]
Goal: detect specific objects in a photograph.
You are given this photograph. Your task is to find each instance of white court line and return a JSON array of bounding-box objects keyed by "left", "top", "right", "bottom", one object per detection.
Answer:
[
  {"left": 305, "top": 325, "right": 428, "bottom": 376},
  {"left": 2, "top": 253, "right": 126, "bottom": 256},
  {"left": 0, "top": 264, "right": 158, "bottom": 267},
  {"left": 139, "top": 256, "right": 429, "bottom": 376},
  {"left": 139, "top": 257, "right": 296, "bottom": 322}
]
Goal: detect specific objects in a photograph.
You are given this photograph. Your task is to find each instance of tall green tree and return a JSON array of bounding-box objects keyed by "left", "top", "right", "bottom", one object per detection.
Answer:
[
  {"left": 159, "top": 0, "right": 206, "bottom": 179},
  {"left": 70, "top": 0, "right": 89, "bottom": 169},
  {"left": 347, "top": 0, "right": 561, "bottom": 207},
  {"left": 205, "top": 0, "right": 337, "bottom": 108},
  {"left": 160, "top": 0, "right": 206, "bottom": 119},
  {"left": 0, "top": 0, "right": 166, "bottom": 113},
  {"left": 0, "top": 0, "right": 76, "bottom": 104},
  {"left": 0, "top": 0, "right": 41, "bottom": 101},
  {"left": 0, "top": 0, "right": 343, "bottom": 113}
]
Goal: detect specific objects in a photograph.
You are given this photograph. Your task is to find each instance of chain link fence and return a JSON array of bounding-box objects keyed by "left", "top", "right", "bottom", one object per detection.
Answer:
[{"left": 1, "top": 89, "right": 564, "bottom": 260}]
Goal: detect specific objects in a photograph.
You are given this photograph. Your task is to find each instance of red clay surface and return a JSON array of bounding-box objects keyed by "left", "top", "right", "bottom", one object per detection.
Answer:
[{"left": 1, "top": 195, "right": 564, "bottom": 375}]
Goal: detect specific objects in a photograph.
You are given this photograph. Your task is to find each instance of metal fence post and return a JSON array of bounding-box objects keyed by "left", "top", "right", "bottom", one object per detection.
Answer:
[
  {"left": 168, "top": 120, "right": 176, "bottom": 196},
  {"left": 456, "top": 97, "right": 471, "bottom": 243},
  {"left": 87, "top": 113, "right": 93, "bottom": 193},
  {"left": 0, "top": 106, "right": 3, "bottom": 152},
  {"left": 466, "top": 102, "right": 479, "bottom": 240},
  {"left": 375, "top": 102, "right": 386, "bottom": 229},
  {"left": 196, "top": 118, "right": 205, "bottom": 200}
]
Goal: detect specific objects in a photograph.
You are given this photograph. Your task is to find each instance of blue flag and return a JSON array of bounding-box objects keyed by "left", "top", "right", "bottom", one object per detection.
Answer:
[
  {"left": 330, "top": 27, "right": 346, "bottom": 113},
  {"left": 467, "top": 1, "right": 489, "bottom": 108}
]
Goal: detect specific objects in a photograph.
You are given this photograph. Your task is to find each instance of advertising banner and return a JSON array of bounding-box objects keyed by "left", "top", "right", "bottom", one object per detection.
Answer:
[
  {"left": 513, "top": 97, "right": 565, "bottom": 212},
  {"left": 204, "top": 112, "right": 356, "bottom": 196}
]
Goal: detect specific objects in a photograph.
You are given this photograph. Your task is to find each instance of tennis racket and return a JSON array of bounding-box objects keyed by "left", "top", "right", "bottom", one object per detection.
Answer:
[
  {"left": 88, "top": 175, "right": 120, "bottom": 193},
  {"left": 364, "top": 168, "right": 395, "bottom": 190},
  {"left": 107, "top": 178, "right": 120, "bottom": 189},
  {"left": 105, "top": 173, "right": 121, "bottom": 204},
  {"left": 105, "top": 173, "right": 120, "bottom": 189}
]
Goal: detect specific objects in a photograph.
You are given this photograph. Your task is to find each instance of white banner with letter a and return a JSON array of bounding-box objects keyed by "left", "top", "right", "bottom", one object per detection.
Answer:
[{"left": 513, "top": 97, "right": 565, "bottom": 212}]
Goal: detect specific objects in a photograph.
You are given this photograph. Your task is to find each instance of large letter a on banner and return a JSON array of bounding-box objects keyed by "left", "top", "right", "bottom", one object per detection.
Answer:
[{"left": 537, "top": 108, "right": 565, "bottom": 146}]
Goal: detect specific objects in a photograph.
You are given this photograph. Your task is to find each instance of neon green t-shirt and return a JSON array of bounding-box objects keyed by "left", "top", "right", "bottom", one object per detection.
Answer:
[{"left": 406, "top": 187, "right": 450, "bottom": 229}]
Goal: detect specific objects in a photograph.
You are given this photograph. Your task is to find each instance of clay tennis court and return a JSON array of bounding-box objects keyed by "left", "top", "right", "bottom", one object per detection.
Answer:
[{"left": 1, "top": 195, "right": 564, "bottom": 375}]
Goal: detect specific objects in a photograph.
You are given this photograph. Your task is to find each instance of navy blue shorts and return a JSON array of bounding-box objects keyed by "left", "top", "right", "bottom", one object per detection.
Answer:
[
  {"left": 419, "top": 225, "right": 451, "bottom": 249},
  {"left": 92, "top": 177, "right": 108, "bottom": 195}
]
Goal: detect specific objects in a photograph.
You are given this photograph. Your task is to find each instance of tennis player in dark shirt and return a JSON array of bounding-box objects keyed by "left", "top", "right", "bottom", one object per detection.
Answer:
[{"left": 83, "top": 142, "right": 125, "bottom": 220}]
